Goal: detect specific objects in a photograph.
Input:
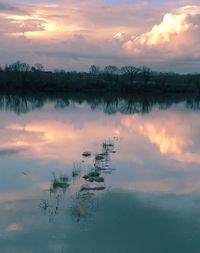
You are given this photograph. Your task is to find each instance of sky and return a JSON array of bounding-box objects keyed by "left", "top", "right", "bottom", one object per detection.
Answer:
[{"left": 0, "top": 0, "right": 200, "bottom": 72}]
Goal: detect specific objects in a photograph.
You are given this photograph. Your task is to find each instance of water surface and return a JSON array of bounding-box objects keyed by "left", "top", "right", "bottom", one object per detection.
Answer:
[{"left": 0, "top": 95, "right": 200, "bottom": 253}]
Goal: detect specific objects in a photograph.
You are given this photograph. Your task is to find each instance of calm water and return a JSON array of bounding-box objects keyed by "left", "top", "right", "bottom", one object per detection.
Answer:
[{"left": 1, "top": 95, "right": 200, "bottom": 253}]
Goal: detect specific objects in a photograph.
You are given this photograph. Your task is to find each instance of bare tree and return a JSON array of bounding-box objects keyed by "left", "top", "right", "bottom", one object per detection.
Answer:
[
  {"left": 141, "top": 66, "right": 152, "bottom": 84},
  {"left": 8, "top": 61, "right": 31, "bottom": 72},
  {"left": 89, "top": 65, "right": 100, "bottom": 75},
  {"left": 121, "top": 66, "right": 140, "bottom": 82},
  {"left": 104, "top": 65, "right": 119, "bottom": 75},
  {"left": 32, "top": 63, "right": 44, "bottom": 72}
]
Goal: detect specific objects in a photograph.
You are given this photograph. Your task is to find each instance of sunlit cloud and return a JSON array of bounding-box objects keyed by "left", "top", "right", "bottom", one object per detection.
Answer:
[
  {"left": 122, "top": 5, "right": 200, "bottom": 59},
  {"left": 123, "top": 13, "right": 190, "bottom": 49},
  {"left": 113, "top": 32, "right": 126, "bottom": 42}
]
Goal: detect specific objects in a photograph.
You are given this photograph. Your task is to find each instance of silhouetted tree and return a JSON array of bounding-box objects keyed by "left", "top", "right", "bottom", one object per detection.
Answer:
[
  {"left": 89, "top": 65, "right": 100, "bottom": 75},
  {"left": 31, "top": 63, "right": 44, "bottom": 72},
  {"left": 104, "top": 65, "right": 119, "bottom": 75},
  {"left": 8, "top": 61, "right": 30, "bottom": 72},
  {"left": 141, "top": 66, "right": 152, "bottom": 84},
  {"left": 54, "top": 69, "right": 66, "bottom": 73},
  {"left": 121, "top": 66, "right": 140, "bottom": 82}
]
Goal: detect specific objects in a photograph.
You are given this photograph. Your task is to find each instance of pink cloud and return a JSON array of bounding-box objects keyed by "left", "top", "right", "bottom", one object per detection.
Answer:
[{"left": 122, "top": 5, "right": 200, "bottom": 60}]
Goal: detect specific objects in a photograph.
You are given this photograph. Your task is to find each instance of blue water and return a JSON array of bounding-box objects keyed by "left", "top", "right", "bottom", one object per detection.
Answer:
[{"left": 0, "top": 96, "right": 200, "bottom": 252}]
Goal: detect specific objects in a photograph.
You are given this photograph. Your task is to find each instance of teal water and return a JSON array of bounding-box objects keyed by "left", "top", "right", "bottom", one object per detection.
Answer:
[{"left": 0, "top": 96, "right": 200, "bottom": 252}]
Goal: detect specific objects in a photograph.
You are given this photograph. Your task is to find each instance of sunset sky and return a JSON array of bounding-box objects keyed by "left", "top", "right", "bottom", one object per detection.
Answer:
[{"left": 0, "top": 0, "right": 200, "bottom": 72}]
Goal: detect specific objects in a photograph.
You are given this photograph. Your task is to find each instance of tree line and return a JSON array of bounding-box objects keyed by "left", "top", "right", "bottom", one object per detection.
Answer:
[{"left": 0, "top": 61, "right": 200, "bottom": 94}]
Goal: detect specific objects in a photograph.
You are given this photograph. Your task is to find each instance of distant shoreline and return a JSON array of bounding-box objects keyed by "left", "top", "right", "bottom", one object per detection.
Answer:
[{"left": 0, "top": 61, "right": 200, "bottom": 95}]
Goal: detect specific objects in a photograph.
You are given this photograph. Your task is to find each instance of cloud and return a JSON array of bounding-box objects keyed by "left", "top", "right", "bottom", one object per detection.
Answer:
[
  {"left": 122, "top": 5, "right": 200, "bottom": 59},
  {"left": 0, "top": 3, "right": 19, "bottom": 12},
  {"left": 0, "top": 17, "right": 46, "bottom": 35},
  {"left": 36, "top": 34, "right": 124, "bottom": 61},
  {"left": 123, "top": 13, "right": 190, "bottom": 49},
  {"left": 0, "top": 1, "right": 200, "bottom": 72}
]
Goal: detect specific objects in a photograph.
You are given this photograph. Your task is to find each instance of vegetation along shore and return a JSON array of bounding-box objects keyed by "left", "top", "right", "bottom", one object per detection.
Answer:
[{"left": 0, "top": 61, "right": 200, "bottom": 95}]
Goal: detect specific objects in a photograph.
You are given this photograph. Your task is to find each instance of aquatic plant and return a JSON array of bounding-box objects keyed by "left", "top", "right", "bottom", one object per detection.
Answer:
[
  {"left": 80, "top": 185, "right": 106, "bottom": 191},
  {"left": 82, "top": 151, "right": 92, "bottom": 157},
  {"left": 102, "top": 140, "right": 114, "bottom": 148},
  {"left": 94, "top": 177, "right": 104, "bottom": 182},
  {"left": 83, "top": 171, "right": 100, "bottom": 179},
  {"left": 41, "top": 138, "right": 117, "bottom": 223},
  {"left": 95, "top": 154, "right": 105, "bottom": 161},
  {"left": 39, "top": 200, "right": 50, "bottom": 211},
  {"left": 50, "top": 173, "right": 70, "bottom": 193},
  {"left": 72, "top": 162, "right": 81, "bottom": 178},
  {"left": 83, "top": 171, "right": 104, "bottom": 183}
]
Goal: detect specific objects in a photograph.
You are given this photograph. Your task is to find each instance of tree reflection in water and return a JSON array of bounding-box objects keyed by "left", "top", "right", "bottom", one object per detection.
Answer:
[{"left": 1, "top": 92, "right": 200, "bottom": 115}]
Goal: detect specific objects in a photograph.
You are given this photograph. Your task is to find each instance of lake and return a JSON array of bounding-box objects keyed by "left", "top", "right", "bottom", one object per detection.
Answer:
[{"left": 0, "top": 94, "right": 200, "bottom": 253}]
